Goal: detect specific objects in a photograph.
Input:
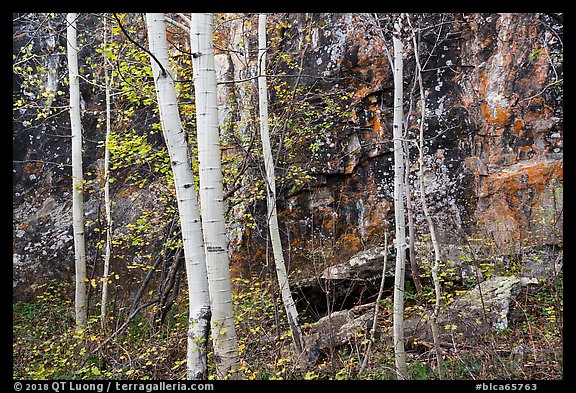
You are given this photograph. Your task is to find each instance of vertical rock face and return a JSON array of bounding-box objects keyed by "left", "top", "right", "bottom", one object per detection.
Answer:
[
  {"left": 457, "top": 13, "right": 563, "bottom": 251},
  {"left": 13, "top": 13, "right": 562, "bottom": 303},
  {"left": 14, "top": 14, "right": 78, "bottom": 299},
  {"left": 13, "top": 14, "right": 169, "bottom": 300},
  {"left": 475, "top": 161, "right": 562, "bottom": 249},
  {"left": 223, "top": 13, "right": 562, "bottom": 288}
]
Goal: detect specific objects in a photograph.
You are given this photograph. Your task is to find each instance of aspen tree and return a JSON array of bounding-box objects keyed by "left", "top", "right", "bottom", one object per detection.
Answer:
[
  {"left": 145, "top": 13, "right": 211, "bottom": 379},
  {"left": 67, "top": 12, "right": 87, "bottom": 331},
  {"left": 190, "top": 13, "right": 241, "bottom": 379},
  {"left": 392, "top": 13, "right": 408, "bottom": 380},
  {"left": 407, "top": 14, "right": 446, "bottom": 379},
  {"left": 100, "top": 14, "right": 112, "bottom": 328},
  {"left": 257, "top": 13, "right": 305, "bottom": 356}
]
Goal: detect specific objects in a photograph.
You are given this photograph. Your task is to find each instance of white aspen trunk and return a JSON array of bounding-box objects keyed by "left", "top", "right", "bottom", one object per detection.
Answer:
[
  {"left": 145, "top": 13, "right": 212, "bottom": 380},
  {"left": 100, "top": 15, "right": 112, "bottom": 328},
  {"left": 257, "top": 13, "right": 305, "bottom": 356},
  {"left": 190, "top": 13, "right": 240, "bottom": 379},
  {"left": 67, "top": 12, "right": 87, "bottom": 331},
  {"left": 409, "top": 15, "right": 446, "bottom": 379},
  {"left": 392, "top": 13, "right": 408, "bottom": 380}
]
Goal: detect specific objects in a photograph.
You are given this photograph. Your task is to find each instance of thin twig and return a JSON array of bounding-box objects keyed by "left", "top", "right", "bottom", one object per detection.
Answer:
[
  {"left": 407, "top": 13, "right": 446, "bottom": 380},
  {"left": 13, "top": 159, "right": 71, "bottom": 167},
  {"left": 112, "top": 13, "right": 168, "bottom": 78},
  {"left": 359, "top": 231, "right": 388, "bottom": 375},
  {"left": 518, "top": 79, "right": 563, "bottom": 104},
  {"left": 77, "top": 299, "right": 159, "bottom": 372}
]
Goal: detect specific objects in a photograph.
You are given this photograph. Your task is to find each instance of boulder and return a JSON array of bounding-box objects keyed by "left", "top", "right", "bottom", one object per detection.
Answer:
[
  {"left": 302, "top": 304, "right": 375, "bottom": 362},
  {"left": 448, "top": 276, "right": 538, "bottom": 331},
  {"left": 403, "top": 275, "right": 539, "bottom": 344},
  {"left": 293, "top": 246, "right": 406, "bottom": 317},
  {"left": 298, "top": 275, "right": 540, "bottom": 361},
  {"left": 320, "top": 246, "right": 396, "bottom": 281}
]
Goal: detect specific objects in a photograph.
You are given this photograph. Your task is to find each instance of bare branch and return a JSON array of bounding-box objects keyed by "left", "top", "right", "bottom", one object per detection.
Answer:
[
  {"left": 176, "top": 13, "right": 192, "bottom": 27},
  {"left": 165, "top": 15, "right": 189, "bottom": 33},
  {"left": 518, "top": 79, "right": 563, "bottom": 104}
]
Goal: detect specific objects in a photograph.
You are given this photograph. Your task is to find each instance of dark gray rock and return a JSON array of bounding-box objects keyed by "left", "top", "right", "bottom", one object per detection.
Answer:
[{"left": 320, "top": 246, "right": 395, "bottom": 281}]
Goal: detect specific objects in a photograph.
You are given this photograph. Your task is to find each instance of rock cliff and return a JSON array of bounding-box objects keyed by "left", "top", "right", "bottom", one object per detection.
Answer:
[{"left": 13, "top": 13, "right": 562, "bottom": 314}]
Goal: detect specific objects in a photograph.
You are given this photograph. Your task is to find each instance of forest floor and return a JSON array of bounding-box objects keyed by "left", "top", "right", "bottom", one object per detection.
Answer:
[{"left": 13, "top": 273, "right": 562, "bottom": 380}]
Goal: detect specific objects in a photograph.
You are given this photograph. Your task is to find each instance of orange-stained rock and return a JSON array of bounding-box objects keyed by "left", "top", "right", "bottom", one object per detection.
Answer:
[{"left": 475, "top": 160, "right": 563, "bottom": 249}]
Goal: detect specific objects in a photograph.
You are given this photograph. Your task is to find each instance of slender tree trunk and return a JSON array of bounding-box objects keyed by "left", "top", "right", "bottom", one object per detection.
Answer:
[
  {"left": 392, "top": 13, "right": 408, "bottom": 380},
  {"left": 408, "top": 14, "right": 446, "bottom": 380},
  {"left": 190, "top": 13, "right": 241, "bottom": 379},
  {"left": 257, "top": 13, "right": 305, "bottom": 357},
  {"left": 100, "top": 14, "right": 113, "bottom": 328},
  {"left": 404, "top": 139, "right": 423, "bottom": 295},
  {"left": 145, "top": 13, "right": 211, "bottom": 380},
  {"left": 359, "top": 231, "right": 388, "bottom": 375},
  {"left": 67, "top": 12, "right": 87, "bottom": 331}
]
